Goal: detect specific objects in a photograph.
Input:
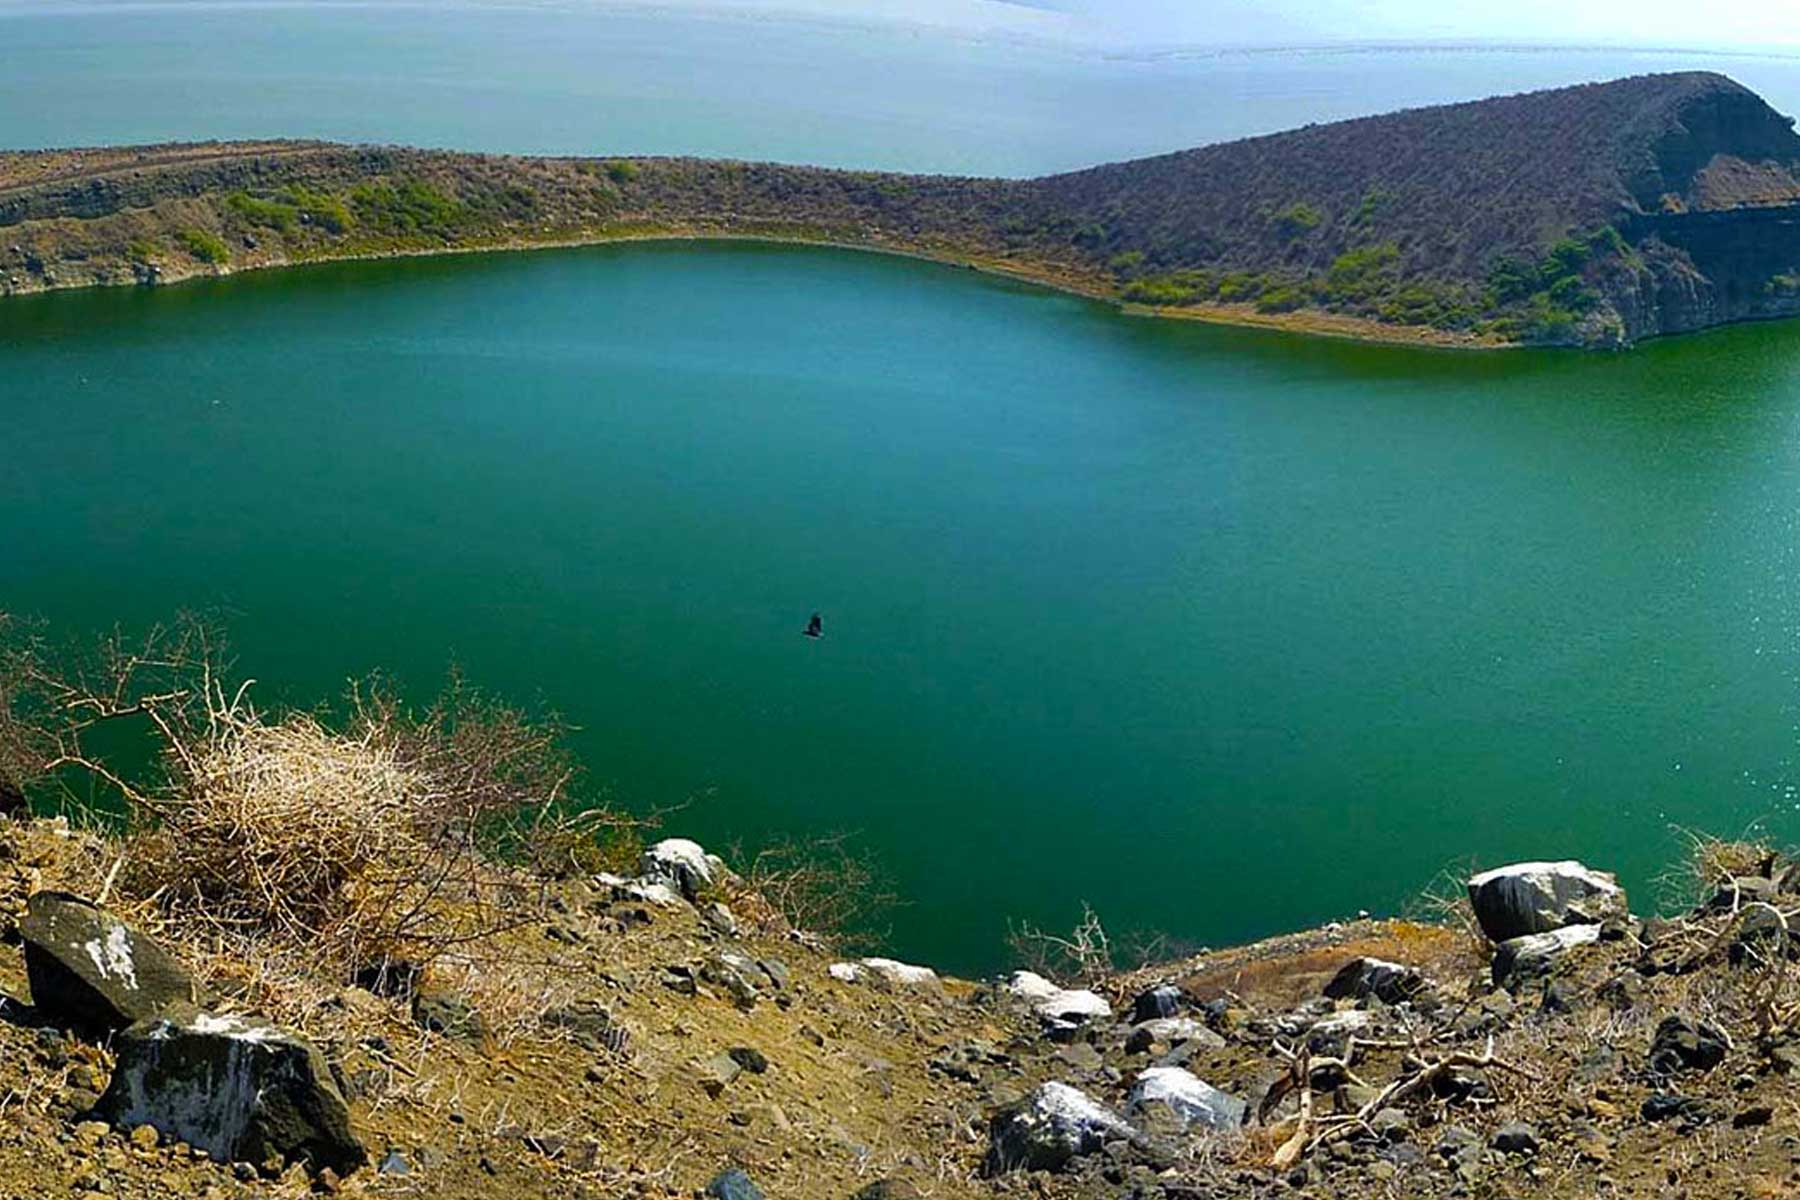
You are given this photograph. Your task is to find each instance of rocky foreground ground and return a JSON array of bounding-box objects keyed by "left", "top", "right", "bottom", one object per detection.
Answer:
[{"left": 0, "top": 819, "right": 1795, "bottom": 1200}]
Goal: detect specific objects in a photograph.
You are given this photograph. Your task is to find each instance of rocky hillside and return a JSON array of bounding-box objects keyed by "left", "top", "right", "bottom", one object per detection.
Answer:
[
  {"left": 5, "top": 72, "right": 1800, "bottom": 346},
  {"left": 5, "top": 813, "right": 1800, "bottom": 1200}
]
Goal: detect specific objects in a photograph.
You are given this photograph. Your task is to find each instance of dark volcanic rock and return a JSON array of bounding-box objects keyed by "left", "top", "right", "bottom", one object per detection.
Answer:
[
  {"left": 704, "top": 1167, "right": 764, "bottom": 1200},
  {"left": 1131, "top": 985, "right": 1183, "bottom": 1024},
  {"left": 985, "top": 1082, "right": 1138, "bottom": 1175},
  {"left": 1491, "top": 923, "right": 1600, "bottom": 989},
  {"left": 1492, "top": 1121, "right": 1540, "bottom": 1154},
  {"left": 19, "top": 892, "right": 197, "bottom": 1034},
  {"left": 412, "top": 990, "right": 486, "bottom": 1044},
  {"left": 1650, "top": 1015, "right": 1729, "bottom": 1075},
  {"left": 95, "top": 1003, "right": 364, "bottom": 1174},
  {"left": 1322, "top": 957, "right": 1426, "bottom": 1004}
]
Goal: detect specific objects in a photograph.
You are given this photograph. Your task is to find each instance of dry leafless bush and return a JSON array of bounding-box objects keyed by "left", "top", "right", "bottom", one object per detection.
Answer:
[
  {"left": 1659, "top": 824, "right": 1784, "bottom": 910},
  {"left": 733, "top": 831, "right": 898, "bottom": 951},
  {"left": 1403, "top": 858, "right": 1490, "bottom": 963},
  {"left": 0, "top": 615, "right": 642, "bottom": 982},
  {"left": 1006, "top": 901, "right": 1115, "bottom": 986}
]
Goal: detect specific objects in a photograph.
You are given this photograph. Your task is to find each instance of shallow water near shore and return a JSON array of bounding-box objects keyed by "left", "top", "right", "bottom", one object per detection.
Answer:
[{"left": 8, "top": 241, "right": 1800, "bottom": 972}]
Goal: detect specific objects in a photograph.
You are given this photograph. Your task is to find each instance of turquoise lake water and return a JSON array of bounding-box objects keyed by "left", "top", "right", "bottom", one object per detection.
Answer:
[
  {"left": 10, "top": 4, "right": 1800, "bottom": 970},
  {"left": 8, "top": 243, "right": 1800, "bottom": 972}
]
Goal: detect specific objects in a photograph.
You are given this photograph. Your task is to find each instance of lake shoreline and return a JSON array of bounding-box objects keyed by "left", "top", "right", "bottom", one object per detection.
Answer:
[{"left": 2, "top": 224, "right": 1515, "bottom": 352}]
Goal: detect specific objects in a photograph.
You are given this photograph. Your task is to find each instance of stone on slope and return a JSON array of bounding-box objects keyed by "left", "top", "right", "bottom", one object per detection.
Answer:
[
  {"left": 95, "top": 1004, "right": 364, "bottom": 1175},
  {"left": 1466, "top": 861, "right": 1625, "bottom": 942},
  {"left": 984, "top": 1081, "right": 1138, "bottom": 1175},
  {"left": 828, "top": 958, "right": 941, "bottom": 991},
  {"left": 640, "top": 839, "right": 728, "bottom": 901},
  {"left": 1322, "top": 957, "right": 1426, "bottom": 1005},
  {"left": 594, "top": 872, "right": 684, "bottom": 907},
  {"left": 1004, "top": 971, "right": 1111, "bottom": 1032},
  {"left": 1490, "top": 923, "right": 1600, "bottom": 989},
  {"left": 704, "top": 1167, "right": 764, "bottom": 1200},
  {"left": 1131, "top": 984, "right": 1183, "bottom": 1023},
  {"left": 1126, "top": 1066, "right": 1246, "bottom": 1131},
  {"left": 19, "top": 892, "right": 197, "bottom": 1034},
  {"left": 1649, "top": 1015, "right": 1729, "bottom": 1075},
  {"left": 1125, "top": 1017, "right": 1224, "bottom": 1054}
]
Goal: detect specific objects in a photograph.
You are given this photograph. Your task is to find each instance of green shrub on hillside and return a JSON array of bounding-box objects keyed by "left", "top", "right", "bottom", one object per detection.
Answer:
[
  {"left": 1352, "top": 189, "right": 1394, "bottom": 224},
  {"left": 283, "top": 187, "right": 354, "bottom": 235},
  {"left": 1323, "top": 243, "right": 1400, "bottom": 306},
  {"left": 178, "top": 228, "right": 230, "bottom": 265},
  {"left": 603, "top": 160, "right": 639, "bottom": 184},
  {"left": 349, "top": 180, "right": 465, "bottom": 238},
  {"left": 1255, "top": 286, "right": 1306, "bottom": 313},
  {"left": 226, "top": 191, "right": 300, "bottom": 233},
  {"left": 1120, "top": 269, "right": 1218, "bottom": 306},
  {"left": 1271, "top": 201, "right": 1324, "bottom": 240},
  {"left": 125, "top": 238, "right": 159, "bottom": 265},
  {"left": 1215, "top": 271, "right": 1266, "bottom": 302}
]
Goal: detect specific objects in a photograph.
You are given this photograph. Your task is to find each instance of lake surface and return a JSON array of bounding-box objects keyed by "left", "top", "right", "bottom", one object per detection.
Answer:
[{"left": 8, "top": 242, "right": 1800, "bottom": 973}]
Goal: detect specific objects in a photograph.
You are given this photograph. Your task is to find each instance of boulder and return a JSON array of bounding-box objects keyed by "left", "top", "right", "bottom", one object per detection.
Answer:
[
  {"left": 1004, "top": 971, "right": 1111, "bottom": 1032},
  {"left": 1126, "top": 1066, "right": 1245, "bottom": 1131},
  {"left": 1492, "top": 1121, "right": 1540, "bottom": 1154},
  {"left": 828, "top": 958, "right": 941, "bottom": 991},
  {"left": 1466, "top": 861, "right": 1625, "bottom": 943},
  {"left": 1323, "top": 957, "right": 1426, "bottom": 1005},
  {"left": 1490, "top": 922, "right": 1600, "bottom": 989},
  {"left": 852, "top": 1182, "right": 922, "bottom": 1200},
  {"left": 95, "top": 1004, "right": 364, "bottom": 1175},
  {"left": 1131, "top": 985, "right": 1183, "bottom": 1024},
  {"left": 1125, "top": 1017, "right": 1224, "bottom": 1054},
  {"left": 19, "top": 892, "right": 197, "bottom": 1034},
  {"left": 594, "top": 873, "right": 684, "bottom": 907},
  {"left": 984, "top": 1082, "right": 1138, "bottom": 1175},
  {"left": 640, "top": 839, "right": 728, "bottom": 901},
  {"left": 704, "top": 1167, "right": 764, "bottom": 1200},
  {"left": 1649, "top": 1015, "right": 1729, "bottom": 1075},
  {"left": 412, "top": 990, "right": 486, "bottom": 1043}
]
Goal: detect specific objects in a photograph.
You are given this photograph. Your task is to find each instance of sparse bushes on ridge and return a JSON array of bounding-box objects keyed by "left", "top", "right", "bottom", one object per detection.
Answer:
[{"left": 178, "top": 228, "right": 230, "bottom": 265}]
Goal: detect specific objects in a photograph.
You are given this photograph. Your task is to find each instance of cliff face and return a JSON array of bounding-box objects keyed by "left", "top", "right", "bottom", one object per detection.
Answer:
[{"left": 1607, "top": 205, "right": 1800, "bottom": 342}]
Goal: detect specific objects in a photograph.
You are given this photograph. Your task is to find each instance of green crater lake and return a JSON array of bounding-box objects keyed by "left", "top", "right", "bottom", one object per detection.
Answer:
[{"left": 7, "top": 242, "right": 1800, "bottom": 973}]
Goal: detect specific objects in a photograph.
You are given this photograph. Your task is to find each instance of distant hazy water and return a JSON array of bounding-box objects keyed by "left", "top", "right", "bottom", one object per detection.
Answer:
[
  {"left": 9, "top": 243, "right": 1800, "bottom": 972},
  {"left": 3, "top": 2, "right": 1800, "bottom": 173}
]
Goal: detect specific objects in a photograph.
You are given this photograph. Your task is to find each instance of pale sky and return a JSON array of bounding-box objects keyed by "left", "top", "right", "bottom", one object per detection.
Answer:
[{"left": 632, "top": 0, "right": 1800, "bottom": 50}]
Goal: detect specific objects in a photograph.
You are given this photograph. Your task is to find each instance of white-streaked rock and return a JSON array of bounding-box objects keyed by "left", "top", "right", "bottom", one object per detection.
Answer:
[
  {"left": 1491, "top": 922, "right": 1601, "bottom": 988},
  {"left": 96, "top": 1003, "right": 364, "bottom": 1174},
  {"left": 19, "top": 892, "right": 196, "bottom": 1034},
  {"left": 1127, "top": 1066, "right": 1247, "bottom": 1131},
  {"left": 829, "top": 958, "right": 941, "bottom": 990},
  {"left": 595, "top": 872, "right": 685, "bottom": 907},
  {"left": 985, "top": 1081, "right": 1137, "bottom": 1174},
  {"left": 640, "top": 838, "right": 729, "bottom": 900},
  {"left": 1004, "top": 971, "right": 1112, "bottom": 1030},
  {"left": 1466, "top": 860, "right": 1625, "bottom": 942}
]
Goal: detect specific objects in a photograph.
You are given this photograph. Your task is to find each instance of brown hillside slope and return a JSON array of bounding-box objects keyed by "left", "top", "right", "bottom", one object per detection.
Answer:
[{"left": 4, "top": 73, "right": 1800, "bottom": 346}]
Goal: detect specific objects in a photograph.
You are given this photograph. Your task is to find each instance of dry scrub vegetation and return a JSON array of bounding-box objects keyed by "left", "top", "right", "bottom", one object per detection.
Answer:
[{"left": 0, "top": 614, "right": 661, "bottom": 1025}]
